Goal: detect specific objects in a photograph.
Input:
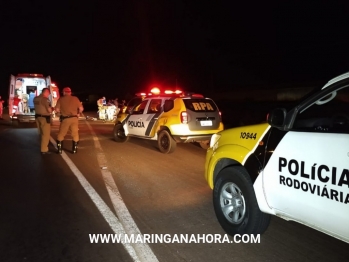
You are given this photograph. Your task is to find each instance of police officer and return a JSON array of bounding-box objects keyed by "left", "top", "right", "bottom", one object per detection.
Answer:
[
  {"left": 33, "top": 88, "right": 52, "bottom": 154},
  {"left": 55, "top": 87, "right": 83, "bottom": 154}
]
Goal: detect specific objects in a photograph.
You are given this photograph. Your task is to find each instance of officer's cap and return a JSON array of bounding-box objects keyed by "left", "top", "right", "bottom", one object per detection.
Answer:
[{"left": 63, "top": 87, "right": 72, "bottom": 93}]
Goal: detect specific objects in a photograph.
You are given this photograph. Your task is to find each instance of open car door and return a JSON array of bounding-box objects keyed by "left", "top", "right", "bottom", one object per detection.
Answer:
[
  {"left": 46, "top": 75, "right": 51, "bottom": 88},
  {"left": 8, "top": 75, "right": 15, "bottom": 117}
]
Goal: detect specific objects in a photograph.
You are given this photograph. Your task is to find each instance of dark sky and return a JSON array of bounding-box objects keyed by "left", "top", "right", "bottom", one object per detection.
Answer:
[{"left": 1, "top": 0, "right": 349, "bottom": 97}]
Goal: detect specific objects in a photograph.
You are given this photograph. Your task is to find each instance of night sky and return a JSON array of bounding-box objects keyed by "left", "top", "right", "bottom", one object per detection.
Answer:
[{"left": 1, "top": 0, "right": 349, "bottom": 98}]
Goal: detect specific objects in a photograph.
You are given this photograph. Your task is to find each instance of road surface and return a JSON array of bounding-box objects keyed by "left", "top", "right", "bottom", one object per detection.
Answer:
[{"left": 0, "top": 114, "right": 348, "bottom": 262}]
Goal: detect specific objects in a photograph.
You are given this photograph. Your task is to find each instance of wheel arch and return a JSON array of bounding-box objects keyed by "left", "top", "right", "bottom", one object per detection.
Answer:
[
  {"left": 213, "top": 154, "right": 262, "bottom": 185},
  {"left": 158, "top": 125, "right": 172, "bottom": 134},
  {"left": 114, "top": 120, "right": 122, "bottom": 125},
  {"left": 209, "top": 145, "right": 262, "bottom": 187},
  {"left": 213, "top": 158, "right": 241, "bottom": 186}
]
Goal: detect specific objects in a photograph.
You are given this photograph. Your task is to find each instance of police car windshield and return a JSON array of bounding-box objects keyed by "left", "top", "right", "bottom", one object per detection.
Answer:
[{"left": 127, "top": 97, "right": 142, "bottom": 107}]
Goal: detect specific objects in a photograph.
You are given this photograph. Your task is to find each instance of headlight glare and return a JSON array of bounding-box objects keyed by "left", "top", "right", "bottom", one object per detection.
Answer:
[{"left": 210, "top": 133, "right": 221, "bottom": 148}]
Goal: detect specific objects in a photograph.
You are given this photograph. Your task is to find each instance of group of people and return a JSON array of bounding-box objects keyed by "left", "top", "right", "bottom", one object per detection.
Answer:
[
  {"left": 34, "top": 87, "right": 83, "bottom": 155},
  {"left": 97, "top": 96, "right": 126, "bottom": 121},
  {"left": 12, "top": 90, "right": 36, "bottom": 114}
]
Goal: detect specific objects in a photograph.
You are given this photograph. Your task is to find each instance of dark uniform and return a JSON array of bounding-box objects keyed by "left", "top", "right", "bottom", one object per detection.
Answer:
[
  {"left": 55, "top": 87, "right": 83, "bottom": 154},
  {"left": 33, "top": 88, "right": 52, "bottom": 154}
]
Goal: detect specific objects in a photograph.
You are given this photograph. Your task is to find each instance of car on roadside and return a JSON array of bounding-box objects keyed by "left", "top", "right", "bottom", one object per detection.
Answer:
[
  {"left": 205, "top": 72, "right": 349, "bottom": 243},
  {"left": 113, "top": 87, "right": 224, "bottom": 153}
]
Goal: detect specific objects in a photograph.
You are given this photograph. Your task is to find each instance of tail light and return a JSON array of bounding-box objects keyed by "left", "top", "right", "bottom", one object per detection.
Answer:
[
  {"left": 180, "top": 111, "right": 188, "bottom": 124},
  {"left": 219, "top": 111, "right": 222, "bottom": 121}
]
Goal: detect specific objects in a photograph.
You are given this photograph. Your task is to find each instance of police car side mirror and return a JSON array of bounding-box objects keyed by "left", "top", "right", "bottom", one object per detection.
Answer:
[{"left": 267, "top": 108, "right": 287, "bottom": 128}]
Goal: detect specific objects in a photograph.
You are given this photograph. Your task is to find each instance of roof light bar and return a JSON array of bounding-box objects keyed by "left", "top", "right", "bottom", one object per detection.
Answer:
[
  {"left": 137, "top": 88, "right": 184, "bottom": 97},
  {"left": 151, "top": 87, "right": 160, "bottom": 94}
]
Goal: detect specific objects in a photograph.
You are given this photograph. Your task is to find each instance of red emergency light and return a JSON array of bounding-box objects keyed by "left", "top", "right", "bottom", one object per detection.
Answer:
[
  {"left": 136, "top": 87, "right": 184, "bottom": 97},
  {"left": 165, "top": 90, "right": 182, "bottom": 94},
  {"left": 150, "top": 87, "right": 160, "bottom": 94}
]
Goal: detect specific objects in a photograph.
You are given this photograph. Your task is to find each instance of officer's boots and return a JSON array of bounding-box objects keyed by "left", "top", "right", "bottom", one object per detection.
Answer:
[
  {"left": 57, "top": 141, "right": 63, "bottom": 154},
  {"left": 72, "top": 141, "right": 79, "bottom": 154}
]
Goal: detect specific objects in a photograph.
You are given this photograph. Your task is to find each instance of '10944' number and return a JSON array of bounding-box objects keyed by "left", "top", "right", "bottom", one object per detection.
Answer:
[{"left": 240, "top": 132, "right": 257, "bottom": 140}]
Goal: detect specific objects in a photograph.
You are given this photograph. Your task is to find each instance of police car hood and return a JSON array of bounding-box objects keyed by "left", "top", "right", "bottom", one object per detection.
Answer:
[{"left": 218, "top": 122, "right": 270, "bottom": 151}]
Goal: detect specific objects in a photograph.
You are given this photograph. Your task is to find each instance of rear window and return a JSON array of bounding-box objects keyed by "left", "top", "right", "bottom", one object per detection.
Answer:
[
  {"left": 183, "top": 99, "right": 217, "bottom": 112},
  {"left": 164, "top": 100, "right": 174, "bottom": 112}
]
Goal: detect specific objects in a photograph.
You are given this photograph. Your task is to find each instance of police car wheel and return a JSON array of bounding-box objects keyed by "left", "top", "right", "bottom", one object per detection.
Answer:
[
  {"left": 113, "top": 124, "right": 129, "bottom": 143},
  {"left": 213, "top": 166, "right": 270, "bottom": 236},
  {"left": 158, "top": 130, "right": 176, "bottom": 154}
]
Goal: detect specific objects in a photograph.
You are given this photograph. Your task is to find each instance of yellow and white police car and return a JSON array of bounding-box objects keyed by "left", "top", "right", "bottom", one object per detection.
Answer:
[
  {"left": 205, "top": 72, "right": 349, "bottom": 243},
  {"left": 113, "top": 87, "right": 224, "bottom": 153}
]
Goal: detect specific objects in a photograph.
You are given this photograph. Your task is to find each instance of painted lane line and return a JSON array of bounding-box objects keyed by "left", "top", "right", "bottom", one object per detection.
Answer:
[
  {"left": 49, "top": 137, "right": 140, "bottom": 262},
  {"left": 85, "top": 121, "right": 159, "bottom": 262}
]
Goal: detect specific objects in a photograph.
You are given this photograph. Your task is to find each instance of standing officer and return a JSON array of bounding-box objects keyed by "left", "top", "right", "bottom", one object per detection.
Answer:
[
  {"left": 33, "top": 88, "right": 52, "bottom": 154},
  {"left": 55, "top": 87, "right": 83, "bottom": 154}
]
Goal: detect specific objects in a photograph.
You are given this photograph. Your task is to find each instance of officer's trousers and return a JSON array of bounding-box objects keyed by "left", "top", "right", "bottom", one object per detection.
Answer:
[
  {"left": 57, "top": 117, "right": 79, "bottom": 141},
  {"left": 36, "top": 117, "right": 51, "bottom": 152}
]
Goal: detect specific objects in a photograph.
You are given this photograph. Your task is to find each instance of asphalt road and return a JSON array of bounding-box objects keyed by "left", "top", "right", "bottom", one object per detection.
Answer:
[{"left": 0, "top": 113, "right": 348, "bottom": 262}]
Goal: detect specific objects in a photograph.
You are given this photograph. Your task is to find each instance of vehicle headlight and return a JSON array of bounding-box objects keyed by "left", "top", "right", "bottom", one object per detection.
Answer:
[{"left": 210, "top": 133, "right": 221, "bottom": 148}]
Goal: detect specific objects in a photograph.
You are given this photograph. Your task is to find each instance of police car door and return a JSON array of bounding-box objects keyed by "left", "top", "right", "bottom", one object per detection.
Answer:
[
  {"left": 126, "top": 100, "right": 149, "bottom": 136},
  {"left": 263, "top": 84, "right": 349, "bottom": 240},
  {"left": 143, "top": 99, "right": 162, "bottom": 137}
]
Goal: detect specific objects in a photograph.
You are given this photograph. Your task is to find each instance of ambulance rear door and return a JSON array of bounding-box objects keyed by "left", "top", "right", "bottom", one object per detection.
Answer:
[
  {"left": 46, "top": 75, "right": 51, "bottom": 88},
  {"left": 46, "top": 75, "right": 54, "bottom": 106},
  {"left": 50, "top": 85, "right": 60, "bottom": 107},
  {"left": 8, "top": 75, "right": 15, "bottom": 117}
]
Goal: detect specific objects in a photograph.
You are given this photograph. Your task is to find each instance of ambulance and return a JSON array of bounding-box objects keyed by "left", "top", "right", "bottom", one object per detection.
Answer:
[{"left": 8, "top": 73, "right": 60, "bottom": 125}]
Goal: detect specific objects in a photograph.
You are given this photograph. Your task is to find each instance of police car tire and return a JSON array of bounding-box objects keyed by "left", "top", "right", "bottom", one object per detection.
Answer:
[
  {"left": 158, "top": 130, "right": 176, "bottom": 154},
  {"left": 113, "top": 123, "right": 129, "bottom": 143},
  {"left": 213, "top": 166, "right": 270, "bottom": 236}
]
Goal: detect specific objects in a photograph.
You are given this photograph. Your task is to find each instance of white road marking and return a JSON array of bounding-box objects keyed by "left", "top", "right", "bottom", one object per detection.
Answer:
[
  {"left": 85, "top": 121, "right": 159, "bottom": 262},
  {"left": 49, "top": 137, "right": 140, "bottom": 262}
]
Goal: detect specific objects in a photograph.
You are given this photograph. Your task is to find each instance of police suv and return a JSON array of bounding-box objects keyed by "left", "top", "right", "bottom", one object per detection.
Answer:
[
  {"left": 205, "top": 72, "right": 349, "bottom": 243},
  {"left": 113, "top": 87, "right": 224, "bottom": 153}
]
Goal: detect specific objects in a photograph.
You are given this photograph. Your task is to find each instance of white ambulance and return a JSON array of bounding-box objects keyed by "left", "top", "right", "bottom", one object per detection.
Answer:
[{"left": 8, "top": 73, "right": 60, "bottom": 125}]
